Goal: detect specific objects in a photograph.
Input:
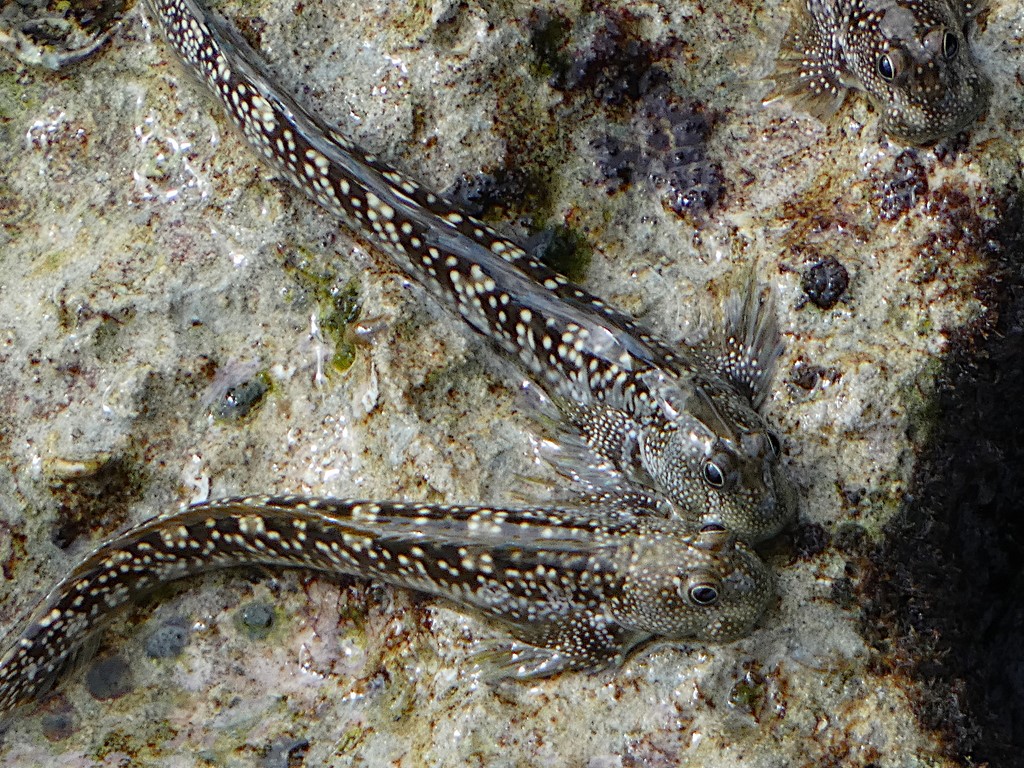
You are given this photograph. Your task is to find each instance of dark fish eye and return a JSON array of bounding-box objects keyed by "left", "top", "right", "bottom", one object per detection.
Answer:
[
  {"left": 766, "top": 431, "right": 781, "bottom": 458},
  {"left": 688, "top": 583, "right": 720, "bottom": 606},
  {"left": 943, "top": 31, "right": 959, "bottom": 58},
  {"left": 702, "top": 460, "right": 725, "bottom": 488},
  {"left": 877, "top": 54, "right": 895, "bottom": 81}
]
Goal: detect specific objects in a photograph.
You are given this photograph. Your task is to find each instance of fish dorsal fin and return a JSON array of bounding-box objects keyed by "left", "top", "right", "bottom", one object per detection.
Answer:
[{"left": 696, "top": 287, "right": 784, "bottom": 410}]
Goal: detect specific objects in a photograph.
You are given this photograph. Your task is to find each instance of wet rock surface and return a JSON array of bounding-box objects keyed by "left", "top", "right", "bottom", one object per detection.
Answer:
[
  {"left": 862, "top": 199, "right": 1024, "bottom": 766},
  {"left": 0, "top": 0, "right": 1020, "bottom": 765}
]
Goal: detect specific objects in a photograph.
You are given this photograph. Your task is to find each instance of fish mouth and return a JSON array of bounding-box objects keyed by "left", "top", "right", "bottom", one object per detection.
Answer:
[
  {"left": 884, "top": 72, "right": 992, "bottom": 144},
  {"left": 698, "top": 462, "right": 796, "bottom": 545}
]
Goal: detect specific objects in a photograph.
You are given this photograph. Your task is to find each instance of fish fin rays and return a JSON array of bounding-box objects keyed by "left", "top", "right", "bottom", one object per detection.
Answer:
[
  {"left": 693, "top": 285, "right": 785, "bottom": 410},
  {"left": 764, "top": 3, "right": 848, "bottom": 120}
]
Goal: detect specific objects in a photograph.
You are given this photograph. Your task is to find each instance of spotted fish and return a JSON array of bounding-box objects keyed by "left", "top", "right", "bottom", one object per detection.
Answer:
[
  {"left": 0, "top": 496, "right": 772, "bottom": 719},
  {"left": 145, "top": 0, "right": 794, "bottom": 544},
  {"left": 772, "top": 0, "right": 990, "bottom": 143}
]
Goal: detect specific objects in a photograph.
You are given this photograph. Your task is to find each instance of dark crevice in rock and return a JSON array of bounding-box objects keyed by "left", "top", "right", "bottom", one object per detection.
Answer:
[{"left": 861, "top": 193, "right": 1024, "bottom": 766}]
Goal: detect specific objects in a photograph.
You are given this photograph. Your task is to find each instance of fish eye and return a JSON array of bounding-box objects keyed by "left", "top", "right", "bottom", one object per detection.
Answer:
[
  {"left": 877, "top": 54, "right": 895, "bottom": 81},
  {"left": 766, "top": 431, "right": 781, "bottom": 458},
  {"left": 687, "top": 582, "right": 720, "bottom": 606},
  {"left": 702, "top": 460, "right": 725, "bottom": 488},
  {"left": 943, "top": 31, "right": 959, "bottom": 58}
]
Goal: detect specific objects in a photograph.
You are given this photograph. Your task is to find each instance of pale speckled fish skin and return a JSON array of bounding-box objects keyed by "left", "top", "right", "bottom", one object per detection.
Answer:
[
  {"left": 0, "top": 496, "right": 773, "bottom": 719},
  {"left": 774, "top": 0, "right": 990, "bottom": 143},
  {"left": 144, "top": 0, "right": 794, "bottom": 544}
]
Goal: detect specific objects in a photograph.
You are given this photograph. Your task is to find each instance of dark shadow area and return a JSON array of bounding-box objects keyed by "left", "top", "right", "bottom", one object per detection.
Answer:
[{"left": 862, "top": 193, "right": 1024, "bottom": 766}]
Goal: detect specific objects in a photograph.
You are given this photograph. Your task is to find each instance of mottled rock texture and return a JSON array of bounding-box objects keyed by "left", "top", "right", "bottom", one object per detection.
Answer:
[{"left": 0, "top": 0, "right": 1019, "bottom": 765}]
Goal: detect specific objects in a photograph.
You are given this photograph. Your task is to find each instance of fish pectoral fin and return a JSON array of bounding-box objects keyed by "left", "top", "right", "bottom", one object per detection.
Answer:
[
  {"left": 471, "top": 614, "right": 629, "bottom": 681},
  {"left": 537, "top": 402, "right": 663, "bottom": 498},
  {"left": 766, "top": 3, "right": 848, "bottom": 120},
  {"left": 469, "top": 641, "right": 578, "bottom": 682}
]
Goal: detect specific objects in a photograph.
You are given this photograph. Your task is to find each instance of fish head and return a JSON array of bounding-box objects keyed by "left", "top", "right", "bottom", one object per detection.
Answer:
[
  {"left": 844, "top": 0, "right": 990, "bottom": 143},
  {"left": 640, "top": 379, "right": 796, "bottom": 544},
  {"left": 611, "top": 522, "right": 774, "bottom": 642}
]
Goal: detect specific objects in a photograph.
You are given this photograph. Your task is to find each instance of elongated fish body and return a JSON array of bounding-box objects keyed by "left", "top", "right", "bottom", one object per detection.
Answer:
[
  {"left": 0, "top": 496, "right": 772, "bottom": 719},
  {"left": 145, "top": 0, "right": 794, "bottom": 543},
  {"left": 773, "top": 0, "right": 990, "bottom": 143}
]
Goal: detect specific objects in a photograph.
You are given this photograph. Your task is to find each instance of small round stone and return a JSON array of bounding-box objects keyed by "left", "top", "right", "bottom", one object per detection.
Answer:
[
  {"left": 802, "top": 256, "right": 850, "bottom": 310},
  {"left": 237, "top": 601, "right": 275, "bottom": 639},
  {"left": 145, "top": 622, "right": 189, "bottom": 659},
  {"left": 214, "top": 373, "right": 270, "bottom": 420},
  {"left": 85, "top": 654, "right": 134, "bottom": 702},
  {"left": 40, "top": 707, "right": 75, "bottom": 741}
]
